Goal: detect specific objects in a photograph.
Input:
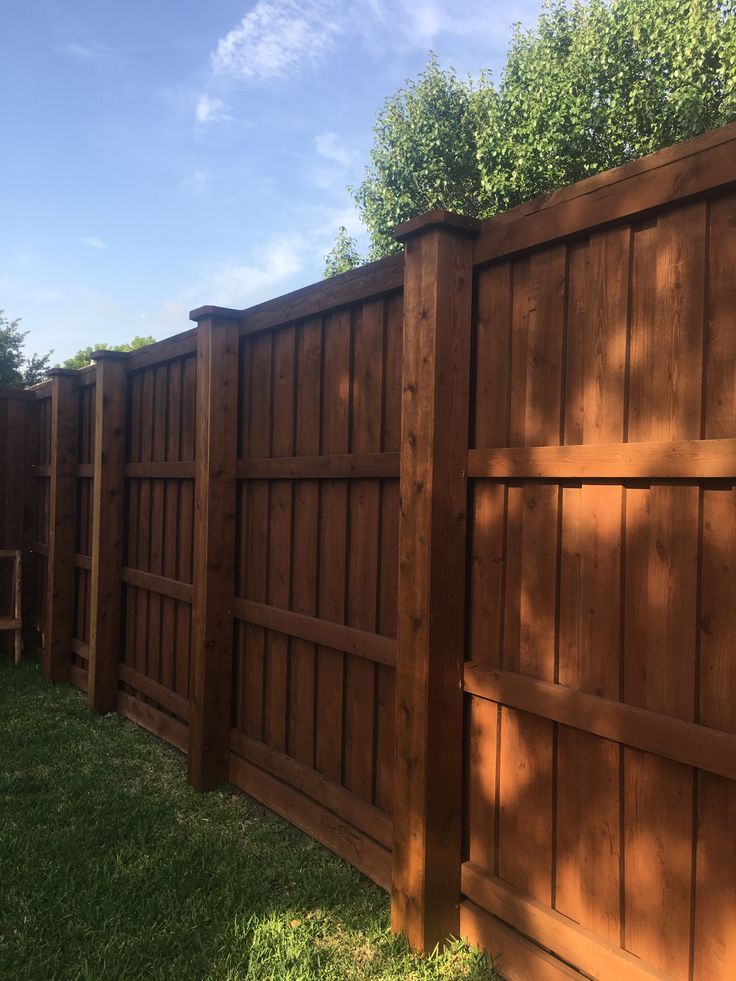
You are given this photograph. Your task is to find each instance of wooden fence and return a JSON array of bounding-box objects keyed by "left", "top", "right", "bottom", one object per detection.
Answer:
[{"left": 2, "top": 123, "right": 736, "bottom": 980}]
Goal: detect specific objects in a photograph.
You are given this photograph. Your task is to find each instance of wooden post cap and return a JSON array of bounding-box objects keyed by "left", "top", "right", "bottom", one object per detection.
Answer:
[
  {"left": 394, "top": 210, "right": 482, "bottom": 244},
  {"left": 189, "top": 305, "right": 244, "bottom": 323},
  {"left": 90, "top": 349, "right": 129, "bottom": 361}
]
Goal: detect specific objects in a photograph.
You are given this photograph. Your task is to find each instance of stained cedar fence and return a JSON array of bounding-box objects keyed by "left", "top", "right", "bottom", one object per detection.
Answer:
[{"left": 2, "top": 123, "right": 736, "bottom": 980}]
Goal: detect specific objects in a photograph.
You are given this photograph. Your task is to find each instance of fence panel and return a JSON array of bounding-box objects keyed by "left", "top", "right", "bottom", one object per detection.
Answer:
[
  {"left": 462, "top": 161, "right": 736, "bottom": 975},
  {"left": 117, "top": 345, "right": 196, "bottom": 751},
  {"left": 228, "top": 286, "right": 403, "bottom": 887}
]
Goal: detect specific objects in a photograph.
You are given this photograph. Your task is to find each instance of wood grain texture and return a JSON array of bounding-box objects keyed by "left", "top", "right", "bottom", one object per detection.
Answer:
[
  {"left": 391, "top": 219, "right": 477, "bottom": 949},
  {"left": 87, "top": 356, "right": 126, "bottom": 712},
  {"left": 187, "top": 315, "right": 239, "bottom": 791},
  {"left": 44, "top": 372, "right": 78, "bottom": 682}
]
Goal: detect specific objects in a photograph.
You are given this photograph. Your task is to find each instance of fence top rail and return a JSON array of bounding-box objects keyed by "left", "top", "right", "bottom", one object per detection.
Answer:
[
  {"left": 473, "top": 121, "right": 736, "bottom": 266},
  {"left": 0, "top": 387, "right": 36, "bottom": 401},
  {"left": 190, "top": 250, "right": 404, "bottom": 338}
]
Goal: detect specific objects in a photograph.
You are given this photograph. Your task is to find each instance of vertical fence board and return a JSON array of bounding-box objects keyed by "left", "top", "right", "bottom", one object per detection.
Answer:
[{"left": 44, "top": 371, "right": 78, "bottom": 682}]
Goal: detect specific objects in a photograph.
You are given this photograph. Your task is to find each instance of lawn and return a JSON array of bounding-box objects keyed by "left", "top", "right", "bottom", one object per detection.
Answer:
[{"left": 0, "top": 657, "right": 497, "bottom": 981}]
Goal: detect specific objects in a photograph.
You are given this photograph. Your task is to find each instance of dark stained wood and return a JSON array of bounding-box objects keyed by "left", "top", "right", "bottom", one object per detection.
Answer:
[
  {"left": 315, "top": 309, "right": 351, "bottom": 783},
  {"left": 44, "top": 371, "right": 79, "bottom": 682},
  {"left": 391, "top": 215, "right": 477, "bottom": 949},
  {"left": 461, "top": 864, "right": 668, "bottom": 981},
  {"left": 287, "top": 317, "right": 321, "bottom": 767},
  {"left": 228, "top": 752, "right": 392, "bottom": 890},
  {"left": 263, "top": 325, "right": 296, "bottom": 753},
  {"left": 125, "top": 461, "right": 196, "bottom": 478},
  {"left": 87, "top": 354, "right": 127, "bottom": 713},
  {"left": 229, "top": 729, "right": 392, "bottom": 848},
  {"left": 118, "top": 690, "right": 188, "bottom": 753},
  {"left": 121, "top": 567, "right": 193, "bottom": 604},
  {"left": 468, "top": 437, "right": 736, "bottom": 479},
  {"left": 118, "top": 662, "right": 190, "bottom": 720},
  {"left": 464, "top": 663, "right": 736, "bottom": 781},
  {"left": 187, "top": 313, "right": 239, "bottom": 791},
  {"left": 344, "top": 298, "right": 383, "bottom": 803},
  {"left": 460, "top": 901, "right": 582, "bottom": 981},
  {"left": 237, "top": 450, "right": 399, "bottom": 480},
  {"left": 233, "top": 599, "right": 396, "bottom": 667}
]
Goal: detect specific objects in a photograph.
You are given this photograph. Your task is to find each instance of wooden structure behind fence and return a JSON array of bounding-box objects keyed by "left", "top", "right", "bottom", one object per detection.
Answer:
[{"left": 2, "top": 124, "right": 736, "bottom": 980}]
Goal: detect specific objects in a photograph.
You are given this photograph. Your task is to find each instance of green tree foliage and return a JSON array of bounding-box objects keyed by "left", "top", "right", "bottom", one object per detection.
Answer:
[
  {"left": 355, "top": 0, "right": 736, "bottom": 257},
  {"left": 323, "top": 226, "right": 362, "bottom": 278},
  {"left": 355, "top": 54, "right": 488, "bottom": 260},
  {"left": 61, "top": 335, "right": 156, "bottom": 370},
  {"left": 0, "top": 311, "right": 52, "bottom": 387}
]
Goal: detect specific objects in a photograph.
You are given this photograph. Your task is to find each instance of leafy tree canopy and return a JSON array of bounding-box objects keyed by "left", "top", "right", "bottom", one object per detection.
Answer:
[
  {"left": 355, "top": 0, "right": 736, "bottom": 258},
  {"left": 61, "top": 335, "right": 156, "bottom": 370},
  {"left": 323, "top": 226, "right": 362, "bottom": 278},
  {"left": 0, "top": 311, "right": 52, "bottom": 388}
]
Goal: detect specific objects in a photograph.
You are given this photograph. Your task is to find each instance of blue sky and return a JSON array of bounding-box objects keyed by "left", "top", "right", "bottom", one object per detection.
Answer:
[{"left": 2, "top": 1, "right": 539, "bottom": 363}]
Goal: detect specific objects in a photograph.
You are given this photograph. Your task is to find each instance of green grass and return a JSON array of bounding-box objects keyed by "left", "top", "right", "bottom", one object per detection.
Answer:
[{"left": 0, "top": 658, "right": 497, "bottom": 980}]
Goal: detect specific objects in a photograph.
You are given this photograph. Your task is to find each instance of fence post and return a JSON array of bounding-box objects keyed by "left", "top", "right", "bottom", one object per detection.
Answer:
[
  {"left": 0, "top": 391, "right": 28, "bottom": 551},
  {"left": 44, "top": 369, "right": 79, "bottom": 683},
  {"left": 391, "top": 211, "right": 480, "bottom": 951},
  {"left": 87, "top": 351, "right": 128, "bottom": 713},
  {"left": 187, "top": 308, "right": 240, "bottom": 791}
]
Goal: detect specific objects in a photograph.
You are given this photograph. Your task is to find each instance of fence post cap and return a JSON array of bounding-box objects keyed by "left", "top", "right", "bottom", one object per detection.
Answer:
[
  {"left": 47, "top": 367, "right": 80, "bottom": 377},
  {"left": 189, "top": 305, "right": 244, "bottom": 324},
  {"left": 91, "top": 349, "right": 129, "bottom": 361},
  {"left": 394, "top": 210, "right": 482, "bottom": 244}
]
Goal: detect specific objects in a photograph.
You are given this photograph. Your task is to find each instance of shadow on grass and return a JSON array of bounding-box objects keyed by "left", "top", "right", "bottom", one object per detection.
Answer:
[{"left": 0, "top": 658, "right": 495, "bottom": 981}]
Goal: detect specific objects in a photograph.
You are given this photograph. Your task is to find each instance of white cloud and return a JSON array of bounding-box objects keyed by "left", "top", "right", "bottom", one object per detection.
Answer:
[
  {"left": 314, "top": 132, "right": 354, "bottom": 169},
  {"left": 60, "top": 41, "right": 114, "bottom": 63},
  {"left": 211, "top": 0, "right": 341, "bottom": 82},
  {"left": 195, "top": 94, "right": 231, "bottom": 124},
  {"left": 201, "top": 237, "right": 304, "bottom": 308},
  {"left": 77, "top": 236, "right": 110, "bottom": 250}
]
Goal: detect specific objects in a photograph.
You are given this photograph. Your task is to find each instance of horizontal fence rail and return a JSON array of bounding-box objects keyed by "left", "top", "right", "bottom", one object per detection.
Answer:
[{"left": 2, "top": 123, "right": 736, "bottom": 981}]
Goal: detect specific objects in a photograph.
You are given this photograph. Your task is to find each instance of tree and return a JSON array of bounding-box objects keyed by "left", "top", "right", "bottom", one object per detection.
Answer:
[
  {"left": 61, "top": 335, "right": 156, "bottom": 370},
  {"left": 323, "top": 226, "right": 362, "bottom": 278},
  {"left": 354, "top": 0, "right": 736, "bottom": 257},
  {"left": 0, "top": 311, "right": 52, "bottom": 387},
  {"left": 354, "top": 54, "right": 489, "bottom": 260}
]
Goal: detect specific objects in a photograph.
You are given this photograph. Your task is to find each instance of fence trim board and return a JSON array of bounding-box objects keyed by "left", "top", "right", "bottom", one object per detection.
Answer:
[
  {"left": 117, "top": 691, "right": 188, "bottom": 753},
  {"left": 237, "top": 451, "right": 400, "bottom": 480},
  {"left": 124, "top": 462, "right": 196, "bottom": 479},
  {"left": 468, "top": 437, "right": 736, "bottom": 480},
  {"left": 464, "top": 663, "right": 736, "bottom": 781},
  {"left": 462, "top": 863, "right": 669, "bottom": 981},
  {"left": 229, "top": 729, "right": 393, "bottom": 849},
  {"left": 118, "top": 662, "right": 190, "bottom": 721},
  {"left": 69, "top": 664, "right": 88, "bottom": 692},
  {"left": 125, "top": 330, "right": 197, "bottom": 371},
  {"left": 233, "top": 598, "right": 396, "bottom": 667},
  {"left": 229, "top": 752, "right": 392, "bottom": 891},
  {"left": 460, "top": 901, "right": 583, "bottom": 981},
  {"left": 474, "top": 123, "right": 736, "bottom": 266},
  {"left": 121, "top": 567, "right": 193, "bottom": 604}
]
